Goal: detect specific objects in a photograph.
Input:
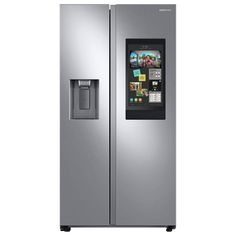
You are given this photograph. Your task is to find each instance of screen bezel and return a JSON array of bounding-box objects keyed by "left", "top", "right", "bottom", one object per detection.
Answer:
[{"left": 126, "top": 38, "right": 166, "bottom": 119}]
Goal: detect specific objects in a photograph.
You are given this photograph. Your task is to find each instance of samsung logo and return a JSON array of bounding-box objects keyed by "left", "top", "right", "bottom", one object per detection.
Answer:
[{"left": 159, "top": 9, "right": 172, "bottom": 12}]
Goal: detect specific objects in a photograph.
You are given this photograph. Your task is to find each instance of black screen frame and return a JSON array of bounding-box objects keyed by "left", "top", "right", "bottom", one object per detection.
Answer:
[{"left": 126, "top": 38, "right": 166, "bottom": 120}]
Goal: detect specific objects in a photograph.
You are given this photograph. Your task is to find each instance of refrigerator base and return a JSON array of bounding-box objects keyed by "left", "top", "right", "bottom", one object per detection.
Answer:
[{"left": 60, "top": 225, "right": 176, "bottom": 232}]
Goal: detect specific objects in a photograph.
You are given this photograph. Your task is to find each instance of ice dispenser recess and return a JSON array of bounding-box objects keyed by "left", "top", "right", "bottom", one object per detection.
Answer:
[{"left": 70, "top": 80, "right": 99, "bottom": 119}]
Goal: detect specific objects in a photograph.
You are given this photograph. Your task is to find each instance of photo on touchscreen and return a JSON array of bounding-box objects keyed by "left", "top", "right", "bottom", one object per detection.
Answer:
[{"left": 130, "top": 50, "right": 161, "bottom": 68}]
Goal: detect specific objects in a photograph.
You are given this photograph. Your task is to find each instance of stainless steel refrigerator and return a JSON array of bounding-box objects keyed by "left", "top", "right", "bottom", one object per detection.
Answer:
[{"left": 60, "top": 4, "right": 176, "bottom": 232}]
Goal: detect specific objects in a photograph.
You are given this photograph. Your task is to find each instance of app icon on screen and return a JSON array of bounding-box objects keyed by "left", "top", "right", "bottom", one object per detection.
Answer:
[
  {"left": 130, "top": 82, "right": 142, "bottom": 91},
  {"left": 149, "top": 91, "right": 161, "bottom": 103},
  {"left": 139, "top": 74, "right": 146, "bottom": 82},
  {"left": 134, "top": 98, "right": 138, "bottom": 102},
  {"left": 142, "top": 89, "right": 148, "bottom": 96},
  {"left": 133, "top": 69, "right": 141, "bottom": 77},
  {"left": 149, "top": 80, "right": 160, "bottom": 91},
  {"left": 149, "top": 69, "right": 162, "bottom": 80},
  {"left": 130, "top": 52, "right": 138, "bottom": 67},
  {"left": 136, "top": 90, "right": 143, "bottom": 97},
  {"left": 129, "top": 98, "right": 134, "bottom": 102},
  {"left": 138, "top": 98, "right": 142, "bottom": 102},
  {"left": 136, "top": 88, "right": 148, "bottom": 97}
]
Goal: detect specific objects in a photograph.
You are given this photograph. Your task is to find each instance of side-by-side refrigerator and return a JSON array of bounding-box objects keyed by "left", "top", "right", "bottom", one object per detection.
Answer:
[{"left": 60, "top": 4, "right": 176, "bottom": 232}]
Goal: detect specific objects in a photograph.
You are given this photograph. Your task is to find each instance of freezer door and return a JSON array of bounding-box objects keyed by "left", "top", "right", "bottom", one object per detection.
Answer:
[
  {"left": 111, "top": 5, "right": 176, "bottom": 226},
  {"left": 60, "top": 5, "right": 109, "bottom": 226}
]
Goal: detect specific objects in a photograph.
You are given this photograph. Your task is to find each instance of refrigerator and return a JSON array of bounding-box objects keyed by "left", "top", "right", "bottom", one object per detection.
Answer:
[{"left": 60, "top": 4, "right": 176, "bottom": 232}]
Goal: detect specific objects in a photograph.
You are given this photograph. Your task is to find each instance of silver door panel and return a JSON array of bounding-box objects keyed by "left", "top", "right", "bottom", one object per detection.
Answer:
[
  {"left": 60, "top": 4, "right": 109, "bottom": 226},
  {"left": 112, "top": 5, "right": 176, "bottom": 225}
]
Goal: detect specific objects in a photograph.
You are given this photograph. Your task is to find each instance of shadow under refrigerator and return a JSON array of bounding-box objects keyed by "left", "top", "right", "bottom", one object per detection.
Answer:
[{"left": 60, "top": 4, "right": 176, "bottom": 232}]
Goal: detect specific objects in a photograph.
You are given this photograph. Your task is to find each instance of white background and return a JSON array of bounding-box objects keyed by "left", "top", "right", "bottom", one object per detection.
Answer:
[{"left": 0, "top": 0, "right": 236, "bottom": 235}]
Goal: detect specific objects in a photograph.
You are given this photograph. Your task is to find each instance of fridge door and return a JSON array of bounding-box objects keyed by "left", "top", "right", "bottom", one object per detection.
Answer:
[
  {"left": 111, "top": 5, "right": 176, "bottom": 226},
  {"left": 60, "top": 5, "right": 109, "bottom": 226}
]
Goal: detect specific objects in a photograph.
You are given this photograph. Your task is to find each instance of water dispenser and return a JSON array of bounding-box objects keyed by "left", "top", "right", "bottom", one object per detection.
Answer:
[{"left": 70, "top": 80, "right": 99, "bottom": 119}]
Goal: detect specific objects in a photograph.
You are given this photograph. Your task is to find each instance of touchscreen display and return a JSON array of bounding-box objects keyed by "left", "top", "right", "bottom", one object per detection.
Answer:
[
  {"left": 126, "top": 39, "right": 165, "bottom": 119},
  {"left": 128, "top": 50, "right": 163, "bottom": 105}
]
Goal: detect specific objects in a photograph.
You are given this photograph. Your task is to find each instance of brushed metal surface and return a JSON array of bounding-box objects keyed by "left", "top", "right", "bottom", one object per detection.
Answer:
[
  {"left": 114, "top": 5, "right": 176, "bottom": 225},
  {"left": 60, "top": 4, "right": 109, "bottom": 225},
  {"left": 110, "top": 5, "right": 116, "bottom": 225}
]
